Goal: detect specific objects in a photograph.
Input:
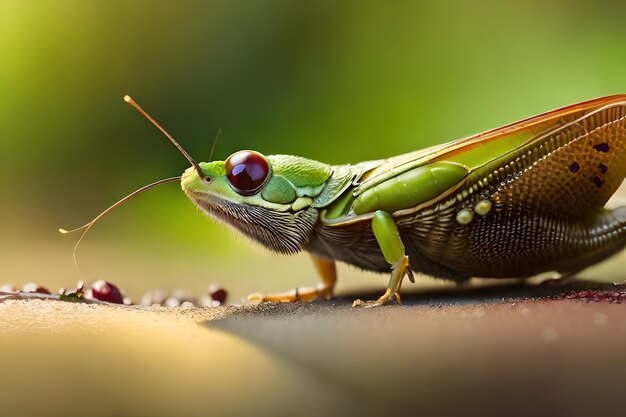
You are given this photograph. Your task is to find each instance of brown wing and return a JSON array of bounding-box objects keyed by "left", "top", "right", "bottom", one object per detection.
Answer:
[{"left": 490, "top": 99, "right": 626, "bottom": 220}]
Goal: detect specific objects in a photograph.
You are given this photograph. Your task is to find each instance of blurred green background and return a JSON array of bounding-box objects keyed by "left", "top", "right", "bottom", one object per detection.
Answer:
[{"left": 2, "top": 0, "right": 626, "bottom": 301}]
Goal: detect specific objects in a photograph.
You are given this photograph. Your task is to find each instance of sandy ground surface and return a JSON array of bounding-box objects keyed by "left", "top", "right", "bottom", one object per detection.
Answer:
[{"left": 1, "top": 282, "right": 625, "bottom": 417}]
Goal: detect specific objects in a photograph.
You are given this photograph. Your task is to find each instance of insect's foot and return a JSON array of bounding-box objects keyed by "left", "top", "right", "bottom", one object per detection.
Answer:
[
  {"left": 352, "top": 288, "right": 400, "bottom": 308},
  {"left": 352, "top": 299, "right": 385, "bottom": 308},
  {"left": 247, "top": 286, "right": 331, "bottom": 304}
]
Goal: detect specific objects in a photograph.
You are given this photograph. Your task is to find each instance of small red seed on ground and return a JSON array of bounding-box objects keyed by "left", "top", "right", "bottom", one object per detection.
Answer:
[
  {"left": 90, "top": 280, "right": 124, "bottom": 304},
  {"left": 208, "top": 284, "right": 227, "bottom": 305}
]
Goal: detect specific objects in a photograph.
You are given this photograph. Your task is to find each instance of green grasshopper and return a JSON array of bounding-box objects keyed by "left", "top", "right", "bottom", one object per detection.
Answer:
[{"left": 63, "top": 95, "right": 626, "bottom": 307}]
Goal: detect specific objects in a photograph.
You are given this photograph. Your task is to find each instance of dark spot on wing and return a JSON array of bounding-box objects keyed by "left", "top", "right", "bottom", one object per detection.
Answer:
[
  {"left": 593, "top": 143, "right": 610, "bottom": 152},
  {"left": 569, "top": 162, "right": 580, "bottom": 173},
  {"left": 599, "top": 163, "right": 608, "bottom": 174},
  {"left": 591, "top": 175, "right": 604, "bottom": 188}
]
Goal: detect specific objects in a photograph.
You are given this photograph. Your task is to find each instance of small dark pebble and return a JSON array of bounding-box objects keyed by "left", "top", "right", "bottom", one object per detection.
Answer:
[
  {"left": 208, "top": 284, "right": 227, "bottom": 305},
  {"left": 90, "top": 280, "right": 124, "bottom": 304}
]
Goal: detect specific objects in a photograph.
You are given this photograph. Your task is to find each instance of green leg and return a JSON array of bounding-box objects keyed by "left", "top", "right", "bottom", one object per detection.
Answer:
[{"left": 353, "top": 210, "right": 413, "bottom": 308}]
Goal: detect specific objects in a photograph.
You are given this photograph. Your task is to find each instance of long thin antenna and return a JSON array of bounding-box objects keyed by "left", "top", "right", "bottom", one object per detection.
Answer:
[
  {"left": 209, "top": 128, "right": 222, "bottom": 162},
  {"left": 59, "top": 176, "right": 181, "bottom": 268},
  {"left": 123, "top": 95, "right": 204, "bottom": 177}
]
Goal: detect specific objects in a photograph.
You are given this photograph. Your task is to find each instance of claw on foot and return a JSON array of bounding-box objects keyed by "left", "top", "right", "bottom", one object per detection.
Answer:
[
  {"left": 352, "top": 288, "right": 398, "bottom": 308},
  {"left": 352, "top": 298, "right": 383, "bottom": 308}
]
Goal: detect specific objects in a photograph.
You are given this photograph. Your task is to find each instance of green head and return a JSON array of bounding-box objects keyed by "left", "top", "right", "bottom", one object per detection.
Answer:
[
  {"left": 121, "top": 94, "right": 333, "bottom": 253},
  {"left": 60, "top": 96, "right": 332, "bottom": 261},
  {"left": 181, "top": 150, "right": 331, "bottom": 253}
]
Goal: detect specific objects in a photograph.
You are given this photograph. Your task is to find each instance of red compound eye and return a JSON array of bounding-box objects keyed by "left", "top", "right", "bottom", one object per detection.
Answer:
[{"left": 225, "top": 150, "right": 270, "bottom": 195}]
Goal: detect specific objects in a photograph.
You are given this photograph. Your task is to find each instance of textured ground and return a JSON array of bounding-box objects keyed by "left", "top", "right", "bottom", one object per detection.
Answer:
[{"left": 2, "top": 282, "right": 625, "bottom": 417}]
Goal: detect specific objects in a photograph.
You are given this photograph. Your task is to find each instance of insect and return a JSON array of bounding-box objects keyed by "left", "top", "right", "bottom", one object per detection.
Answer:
[{"left": 63, "top": 95, "right": 626, "bottom": 307}]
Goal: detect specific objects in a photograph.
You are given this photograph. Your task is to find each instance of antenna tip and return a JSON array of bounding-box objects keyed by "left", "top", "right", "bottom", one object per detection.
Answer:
[
  {"left": 123, "top": 95, "right": 133, "bottom": 103},
  {"left": 59, "top": 228, "right": 69, "bottom": 234}
]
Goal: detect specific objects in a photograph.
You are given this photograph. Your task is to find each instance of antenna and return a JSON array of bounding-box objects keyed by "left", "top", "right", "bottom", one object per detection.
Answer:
[
  {"left": 124, "top": 95, "right": 204, "bottom": 177},
  {"left": 59, "top": 176, "right": 182, "bottom": 268}
]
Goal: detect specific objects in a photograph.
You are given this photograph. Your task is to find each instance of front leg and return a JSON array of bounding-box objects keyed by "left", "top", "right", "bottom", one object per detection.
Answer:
[
  {"left": 353, "top": 210, "right": 413, "bottom": 308},
  {"left": 247, "top": 253, "right": 337, "bottom": 303}
]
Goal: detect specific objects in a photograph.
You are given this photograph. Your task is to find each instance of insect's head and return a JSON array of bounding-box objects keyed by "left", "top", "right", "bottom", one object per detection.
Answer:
[
  {"left": 181, "top": 150, "right": 331, "bottom": 253},
  {"left": 60, "top": 96, "right": 331, "bottom": 262}
]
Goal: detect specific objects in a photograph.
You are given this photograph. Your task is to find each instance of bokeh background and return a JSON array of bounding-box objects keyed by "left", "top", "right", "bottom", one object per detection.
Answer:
[{"left": 2, "top": 0, "right": 626, "bottom": 301}]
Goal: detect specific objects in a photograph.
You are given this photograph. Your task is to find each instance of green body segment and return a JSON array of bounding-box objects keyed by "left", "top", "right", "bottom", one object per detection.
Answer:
[
  {"left": 324, "top": 188, "right": 355, "bottom": 219},
  {"left": 352, "top": 161, "right": 468, "bottom": 215},
  {"left": 371, "top": 210, "right": 405, "bottom": 264}
]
